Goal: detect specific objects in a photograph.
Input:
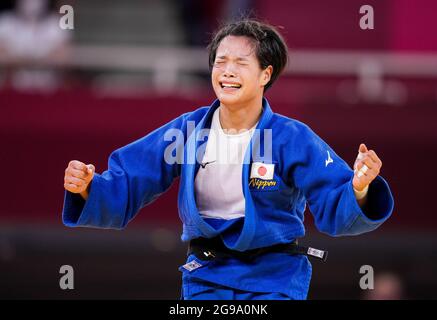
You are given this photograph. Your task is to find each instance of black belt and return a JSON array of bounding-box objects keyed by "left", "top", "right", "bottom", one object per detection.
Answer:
[{"left": 188, "top": 237, "right": 328, "bottom": 262}]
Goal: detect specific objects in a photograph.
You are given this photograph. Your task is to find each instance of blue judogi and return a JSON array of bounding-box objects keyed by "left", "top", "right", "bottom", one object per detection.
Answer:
[{"left": 62, "top": 98, "right": 394, "bottom": 299}]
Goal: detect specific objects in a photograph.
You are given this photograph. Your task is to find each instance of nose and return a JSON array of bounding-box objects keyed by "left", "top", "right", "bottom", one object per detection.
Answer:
[{"left": 223, "top": 63, "right": 237, "bottom": 78}]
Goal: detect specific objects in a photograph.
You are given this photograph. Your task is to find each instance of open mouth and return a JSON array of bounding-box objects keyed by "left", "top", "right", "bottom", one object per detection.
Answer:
[{"left": 220, "top": 82, "right": 242, "bottom": 91}]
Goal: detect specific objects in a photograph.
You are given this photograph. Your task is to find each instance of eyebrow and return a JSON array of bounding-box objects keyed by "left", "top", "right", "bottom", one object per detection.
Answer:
[{"left": 216, "top": 55, "right": 250, "bottom": 61}]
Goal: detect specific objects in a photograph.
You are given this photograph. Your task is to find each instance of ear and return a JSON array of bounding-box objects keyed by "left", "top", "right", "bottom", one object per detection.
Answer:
[{"left": 261, "top": 65, "right": 273, "bottom": 87}]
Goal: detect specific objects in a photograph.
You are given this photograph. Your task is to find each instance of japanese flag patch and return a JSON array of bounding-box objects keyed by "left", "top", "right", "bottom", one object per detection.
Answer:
[{"left": 250, "top": 162, "right": 275, "bottom": 180}]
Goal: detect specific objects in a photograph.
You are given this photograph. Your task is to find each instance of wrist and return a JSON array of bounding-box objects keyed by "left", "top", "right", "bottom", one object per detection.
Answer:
[
  {"left": 79, "top": 183, "right": 91, "bottom": 200},
  {"left": 353, "top": 184, "right": 369, "bottom": 200}
]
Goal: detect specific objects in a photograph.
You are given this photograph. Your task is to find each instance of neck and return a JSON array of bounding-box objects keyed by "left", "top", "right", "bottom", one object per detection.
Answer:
[{"left": 219, "top": 97, "right": 263, "bottom": 132}]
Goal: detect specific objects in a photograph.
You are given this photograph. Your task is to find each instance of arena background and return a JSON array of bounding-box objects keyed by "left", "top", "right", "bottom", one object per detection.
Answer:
[{"left": 0, "top": 0, "right": 436, "bottom": 299}]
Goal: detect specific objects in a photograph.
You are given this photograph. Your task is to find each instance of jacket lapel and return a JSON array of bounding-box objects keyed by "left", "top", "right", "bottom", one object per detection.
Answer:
[{"left": 184, "top": 98, "right": 275, "bottom": 247}]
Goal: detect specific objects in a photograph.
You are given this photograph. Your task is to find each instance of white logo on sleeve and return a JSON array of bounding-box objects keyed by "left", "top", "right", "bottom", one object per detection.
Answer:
[
  {"left": 325, "top": 151, "right": 334, "bottom": 167},
  {"left": 250, "top": 162, "right": 275, "bottom": 180}
]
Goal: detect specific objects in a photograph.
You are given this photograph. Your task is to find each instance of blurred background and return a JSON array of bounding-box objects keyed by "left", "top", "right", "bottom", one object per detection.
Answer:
[{"left": 0, "top": 0, "right": 436, "bottom": 299}]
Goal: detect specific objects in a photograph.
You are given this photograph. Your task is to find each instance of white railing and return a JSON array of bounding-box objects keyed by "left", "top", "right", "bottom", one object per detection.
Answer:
[{"left": 1, "top": 45, "right": 437, "bottom": 77}]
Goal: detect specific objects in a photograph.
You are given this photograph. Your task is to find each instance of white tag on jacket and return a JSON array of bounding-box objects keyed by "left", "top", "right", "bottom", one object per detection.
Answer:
[
  {"left": 250, "top": 162, "right": 275, "bottom": 180},
  {"left": 181, "top": 260, "right": 203, "bottom": 272}
]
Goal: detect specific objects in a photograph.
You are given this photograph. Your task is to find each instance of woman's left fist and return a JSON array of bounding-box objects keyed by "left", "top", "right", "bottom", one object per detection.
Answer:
[{"left": 353, "top": 143, "right": 382, "bottom": 191}]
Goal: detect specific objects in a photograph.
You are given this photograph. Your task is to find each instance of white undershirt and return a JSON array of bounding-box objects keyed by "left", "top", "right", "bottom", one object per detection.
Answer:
[{"left": 194, "top": 107, "right": 257, "bottom": 220}]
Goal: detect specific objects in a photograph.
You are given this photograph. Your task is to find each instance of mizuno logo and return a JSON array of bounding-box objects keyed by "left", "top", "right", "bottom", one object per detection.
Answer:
[
  {"left": 325, "top": 151, "right": 333, "bottom": 167},
  {"left": 200, "top": 160, "right": 216, "bottom": 168}
]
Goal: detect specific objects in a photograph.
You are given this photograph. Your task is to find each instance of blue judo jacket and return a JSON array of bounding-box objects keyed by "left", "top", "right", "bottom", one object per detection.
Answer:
[{"left": 62, "top": 98, "right": 394, "bottom": 299}]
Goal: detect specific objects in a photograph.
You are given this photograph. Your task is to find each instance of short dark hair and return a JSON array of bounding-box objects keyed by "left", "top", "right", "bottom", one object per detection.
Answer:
[{"left": 207, "top": 19, "right": 288, "bottom": 91}]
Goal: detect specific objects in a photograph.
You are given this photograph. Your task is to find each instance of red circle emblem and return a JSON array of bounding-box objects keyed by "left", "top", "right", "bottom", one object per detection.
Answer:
[{"left": 258, "top": 166, "right": 267, "bottom": 176}]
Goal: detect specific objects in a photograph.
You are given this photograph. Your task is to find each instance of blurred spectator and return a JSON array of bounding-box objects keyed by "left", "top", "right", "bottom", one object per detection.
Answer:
[
  {"left": 177, "top": 0, "right": 255, "bottom": 46},
  {"left": 177, "top": 0, "right": 217, "bottom": 46},
  {"left": 221, "top": 0, "right": 255, "bottom": 23},
  {"left": 0, "top": 0, "right": 71, "bottom": 92},
  {"left": 362, "top": 272, "right": 406, "bottom": 300}
]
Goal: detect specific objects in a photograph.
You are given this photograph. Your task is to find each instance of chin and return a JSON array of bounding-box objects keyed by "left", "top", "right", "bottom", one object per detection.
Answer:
[
  {"left": 218, "top": 94, "right": 240, "bottom": 106},
  {"left": 215, "top": 90, "right": 245, "bottom": 106}
]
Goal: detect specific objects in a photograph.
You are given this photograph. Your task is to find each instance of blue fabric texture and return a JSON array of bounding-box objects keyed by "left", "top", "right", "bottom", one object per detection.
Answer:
[{"left": 62, "top": 98, "right": 394, "bottom": 299}]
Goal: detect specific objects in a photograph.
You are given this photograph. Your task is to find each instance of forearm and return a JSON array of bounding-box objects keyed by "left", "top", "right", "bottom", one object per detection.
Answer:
[
  {"left": 79, "top": 183, "right": 91, "bottom": 200},
  {"left": 357, "top": 194, "right": 368, "bottom": 208},
  {"left": 354, "top": 185, "right": 369, "bottom": 208}
]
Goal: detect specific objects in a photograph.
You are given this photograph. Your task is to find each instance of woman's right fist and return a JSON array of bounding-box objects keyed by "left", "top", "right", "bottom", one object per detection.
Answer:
[{"left": 64, "top": 160, "right": 95, "bottom": 198}]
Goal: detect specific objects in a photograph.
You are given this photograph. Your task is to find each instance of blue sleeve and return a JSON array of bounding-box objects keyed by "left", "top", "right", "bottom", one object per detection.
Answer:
[
  {"left": 288, "top": 124, "right": 394, "bottom": 236},
  {"left": 62, "top": 112, "right": 189, "bottom": 229}
]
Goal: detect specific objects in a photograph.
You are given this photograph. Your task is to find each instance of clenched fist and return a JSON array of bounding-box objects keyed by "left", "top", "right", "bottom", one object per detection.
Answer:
[
  {"left": 353, "top": 143, "right": 382, "bottom": 192},
  {"left": 64, "top": 160, "right": 95, "bottom": 200}
]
